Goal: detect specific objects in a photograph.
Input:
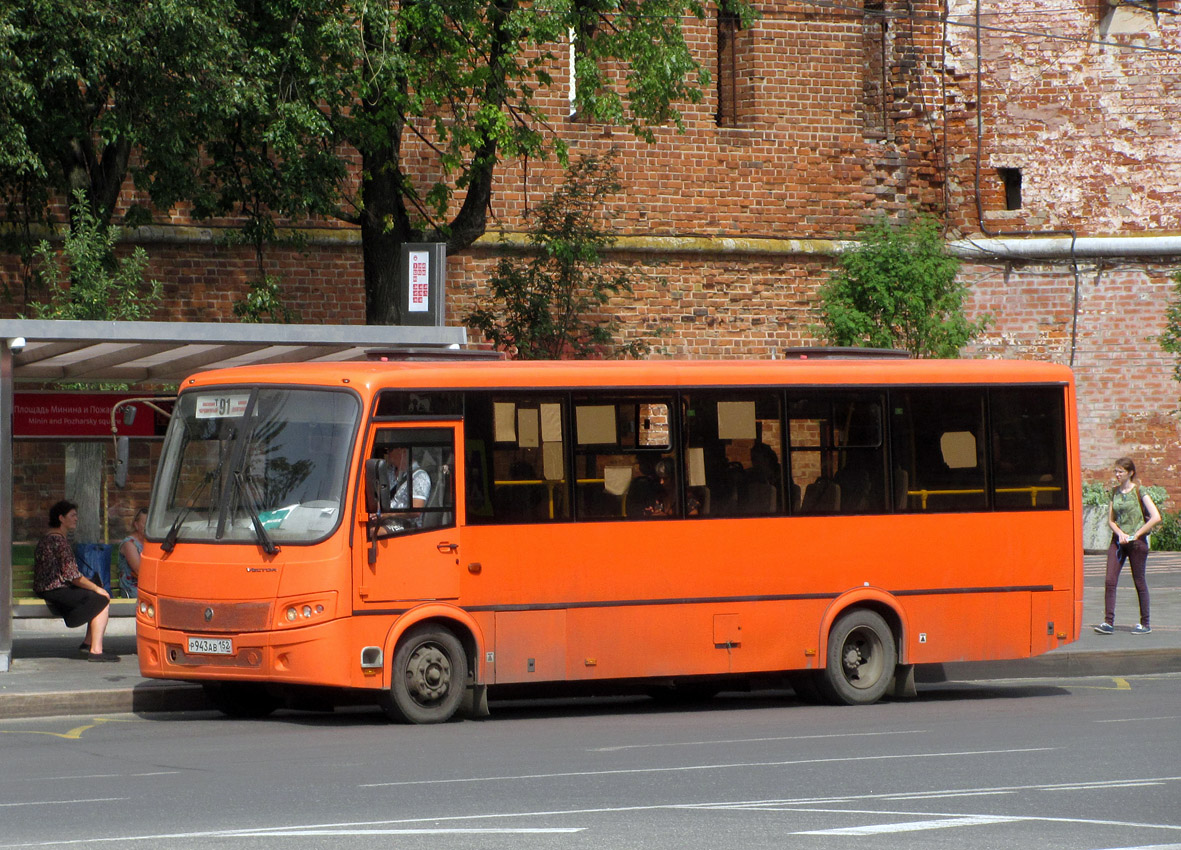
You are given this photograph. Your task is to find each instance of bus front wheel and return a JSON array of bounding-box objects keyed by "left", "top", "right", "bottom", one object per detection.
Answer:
[
  {"left": 382, "top": 625, "right": 468, "bottom": 724},
  {"left": 820, "top": 609, "right": 896, "bottom": 706}
]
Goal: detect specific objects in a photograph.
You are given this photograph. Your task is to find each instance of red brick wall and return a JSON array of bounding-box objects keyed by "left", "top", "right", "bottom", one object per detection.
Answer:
[{"left": 11, "top": 440, "right": 159, "bottom": 544}]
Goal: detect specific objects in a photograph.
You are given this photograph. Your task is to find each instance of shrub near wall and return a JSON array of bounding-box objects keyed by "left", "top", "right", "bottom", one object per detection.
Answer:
[{"left": 1081, "top": 482, "right": 1177, "bottom": 552}]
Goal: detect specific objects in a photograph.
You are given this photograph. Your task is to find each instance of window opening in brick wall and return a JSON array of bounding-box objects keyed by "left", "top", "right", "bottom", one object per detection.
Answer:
[
  {"left": 999, "top": 167, "right": 1022, "bottom": 210},
  {"left": 862, "top": 1, "right": 890, "bottom": 140},
  {"left": 716, "top": 9, "right": 742, "bottom": 127}
]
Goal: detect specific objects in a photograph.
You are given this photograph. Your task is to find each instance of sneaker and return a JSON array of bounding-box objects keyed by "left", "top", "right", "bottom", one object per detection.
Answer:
[
  {"left": 1131, "top": 624, "right": 1152, "bottom": 635},
  {"left": 1093, "top": 623, "right": 1114, "bottom": 635}
]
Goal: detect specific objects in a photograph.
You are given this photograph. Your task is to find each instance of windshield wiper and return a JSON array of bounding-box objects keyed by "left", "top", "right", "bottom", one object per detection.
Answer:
[
  {"left": 161, "top": 472, "right": 214, "bottom": 553},
  {"left": 234, "top": 469, "right": 281, "bottom": 556}
]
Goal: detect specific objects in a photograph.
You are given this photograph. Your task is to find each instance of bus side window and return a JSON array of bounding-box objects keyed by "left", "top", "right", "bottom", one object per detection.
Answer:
[
  {"left": 684, "top": 392, "right": 784, "bottom": 518},
  {"left": 990, "top": 387, "right": 1068, "bottom": 510},
  {"left": 463, "top": 394, "right": 571, "bottom": 524},
  {"left": 573, "top": 397, "right": 676, "bottom": 520},
  {"left": 890, "top": 389, "right": 987, "bottom": 512},
  {"left": 371, "top": 428, "right": 457, "bottom": 536},
  {"left": 789, "top": 392, "right": 886, "bottom": 515}
]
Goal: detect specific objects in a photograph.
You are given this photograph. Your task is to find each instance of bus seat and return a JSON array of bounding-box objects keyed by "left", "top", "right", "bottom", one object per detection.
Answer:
[
  {"left": 789, "top": 482, "right": 802, "bottom": 513},
  {"left": 421, "top": 457, "right": 453, "bottom": 528},
  {"left": 834, "top": 466, "right": 871, "bottom": 512},
  {"left": 689, "top": 485, "right": 711, "bottom": 516},
  {"left": 740, "top": 480, "right": 777, "bottom": 514},
  {"left": 801, "top": 477, "right": 841, "bottom": 513},
  {"left": 893, "top": 468, "right": 910, "bottom": 510}
]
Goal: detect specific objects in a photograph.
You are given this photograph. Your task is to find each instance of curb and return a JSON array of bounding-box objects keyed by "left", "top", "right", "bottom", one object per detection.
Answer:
[
  {"left": 918, "top": 648, "right": 1181, "bottom": 683},
  {"left": 0, "top": 683, "right": 208, "bottom": 720}
]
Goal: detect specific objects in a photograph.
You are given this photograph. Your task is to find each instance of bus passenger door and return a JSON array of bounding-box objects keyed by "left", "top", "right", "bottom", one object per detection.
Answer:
[{"left": 358, "top": 425, "right": 461, "bottom": 604}]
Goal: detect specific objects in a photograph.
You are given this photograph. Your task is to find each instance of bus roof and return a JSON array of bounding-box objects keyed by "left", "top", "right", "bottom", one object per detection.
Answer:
[{"left": 180, "top": 357, "right": 1074, "bottom": 393}]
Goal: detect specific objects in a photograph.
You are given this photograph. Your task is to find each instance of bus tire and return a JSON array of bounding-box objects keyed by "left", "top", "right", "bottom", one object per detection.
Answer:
[
  {"left": 382, "top": 624, "right": 468, "bottom": 724},
  {"left": 819, "top": 609, "right": 896, "bottom": 706},
  {"left": 202, "top": 681, "right": 281, "bottom": 719}
]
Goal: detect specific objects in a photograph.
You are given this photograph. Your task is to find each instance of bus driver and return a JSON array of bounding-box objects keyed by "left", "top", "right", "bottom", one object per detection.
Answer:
[{"left": 383, "top": 445, "right": 432, "bottom": 528}]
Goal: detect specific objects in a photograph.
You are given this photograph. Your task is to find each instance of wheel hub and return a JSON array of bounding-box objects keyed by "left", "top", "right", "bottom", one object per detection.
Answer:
[{"left": 405, "top": 644, "right": 451, "bottom": 703}]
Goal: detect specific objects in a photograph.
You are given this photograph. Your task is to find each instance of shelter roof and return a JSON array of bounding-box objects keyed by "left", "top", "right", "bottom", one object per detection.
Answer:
[{"left": 0, "top": 319, "right": 467, "bottom": 384}]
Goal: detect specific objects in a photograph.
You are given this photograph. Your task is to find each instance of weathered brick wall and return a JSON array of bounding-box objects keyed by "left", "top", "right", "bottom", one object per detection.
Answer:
[{"left": 943, "top": 0, "right": 1181, "bottom": 234}]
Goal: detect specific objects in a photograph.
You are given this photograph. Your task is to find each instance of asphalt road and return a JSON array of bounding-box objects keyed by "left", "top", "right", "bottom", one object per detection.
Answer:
[{"left": 1, "top": 673, "right": 1178, "bottom": 850}]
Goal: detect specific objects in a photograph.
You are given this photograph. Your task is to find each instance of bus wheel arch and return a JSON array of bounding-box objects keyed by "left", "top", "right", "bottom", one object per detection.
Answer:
[
  {"left": 817, "top": 598, "right": 903, "bottom": 706},
  {"left": 380, "top": 619, "right": 471, "bottom": 724}
]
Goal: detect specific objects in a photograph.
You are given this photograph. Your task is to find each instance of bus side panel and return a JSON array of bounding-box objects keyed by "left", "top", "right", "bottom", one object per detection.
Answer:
[
  {"left": 901, "top": 592, "right": 1032, "bottom": 664},
  {"left": 561, "top": 600, "right": 831, "bottom": 682}
]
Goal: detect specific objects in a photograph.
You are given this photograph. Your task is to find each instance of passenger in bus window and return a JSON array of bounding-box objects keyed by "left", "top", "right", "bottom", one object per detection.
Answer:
[
  {"left": 653, "top": 458, "right": 701, "bottom": 517},
  {"left": 384, "top": 446, "right": 432, "bottom": 526}
]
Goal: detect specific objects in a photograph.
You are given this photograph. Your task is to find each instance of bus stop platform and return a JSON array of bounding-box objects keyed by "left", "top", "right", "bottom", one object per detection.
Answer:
[{"left": 2, "top": 554, "right": 1179, "bottom": 720}]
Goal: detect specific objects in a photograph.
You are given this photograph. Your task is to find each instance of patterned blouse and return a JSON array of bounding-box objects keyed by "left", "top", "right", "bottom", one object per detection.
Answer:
[
  {"left": 1111, "top": 488, "right": 1146, "bottom": 536},
  {"left": 32, "top": 532, "right": 81, "bottom": 594}
]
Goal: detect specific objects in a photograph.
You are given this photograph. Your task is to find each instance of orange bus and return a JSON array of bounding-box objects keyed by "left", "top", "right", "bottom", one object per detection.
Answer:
[{"left": 136, "top": 356, "right": 1082, "bottom": 722}]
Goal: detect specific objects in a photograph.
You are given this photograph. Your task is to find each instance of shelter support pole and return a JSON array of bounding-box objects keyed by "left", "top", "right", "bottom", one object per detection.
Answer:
[{"left": 1, "top": 340, "right": 14, "bottom": 672}]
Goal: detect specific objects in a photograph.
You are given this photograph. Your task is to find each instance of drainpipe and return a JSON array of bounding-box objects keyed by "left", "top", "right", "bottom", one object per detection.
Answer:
[{"left": 949, "top": 235, "right": 1181, "bottom": 260}]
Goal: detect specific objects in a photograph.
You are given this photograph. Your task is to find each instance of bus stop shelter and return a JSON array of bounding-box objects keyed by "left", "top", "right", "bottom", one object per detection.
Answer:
[{"left": 0, "top": 318, "right": 468, "bottom": 672}]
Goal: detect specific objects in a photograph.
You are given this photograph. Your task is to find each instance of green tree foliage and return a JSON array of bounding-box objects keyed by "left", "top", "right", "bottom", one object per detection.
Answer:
[
  {"left": 814, "top": 216, "right": 989, "bottom": 358},
  {"left": 228, "top": 0, "right": 740, "bottom": 325},
  {"left": 1158, "top": 269, "right": 1181, "bottom": 383},
  {"left": 466, "top": 154, "right": 649, "bottom": 359},
  {"left": 233, "top": 274, "right": 299, "bottom": 324},
  {"left": 26, "top": 191, "right": 162, "bottom": 321},
  {"left": 0, "top": 0, "right": 244, "bottom": 231}
]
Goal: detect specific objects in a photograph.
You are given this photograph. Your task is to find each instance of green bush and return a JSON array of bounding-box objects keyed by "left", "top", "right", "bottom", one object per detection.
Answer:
[
  {"left": 1151, "top": 511, "right": 1181, "bottom": 551},
  {"left": 1081, "top": 482, "right": 1167, "bottom": 508}
]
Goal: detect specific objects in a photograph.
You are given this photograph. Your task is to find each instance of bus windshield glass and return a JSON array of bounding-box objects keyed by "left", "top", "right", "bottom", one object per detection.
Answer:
[{"left": 147, "top": 387, "right": 360, "bottom": 546}]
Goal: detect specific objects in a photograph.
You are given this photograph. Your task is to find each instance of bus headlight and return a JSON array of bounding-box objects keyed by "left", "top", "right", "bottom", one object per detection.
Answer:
[{"left": 275, "top": 593, "right": 336, "bottom": 629}]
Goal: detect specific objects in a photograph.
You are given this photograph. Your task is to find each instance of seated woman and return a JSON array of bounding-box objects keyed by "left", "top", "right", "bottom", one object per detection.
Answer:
[
  {"left": 33, "top": 500, "right": 117, "bottom": 662},
  {"left": 118, "top": 507, "right": 148, "bottom": 599}
]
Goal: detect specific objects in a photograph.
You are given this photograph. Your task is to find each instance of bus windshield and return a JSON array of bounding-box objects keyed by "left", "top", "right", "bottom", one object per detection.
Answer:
[{"left": 147, "top": 387, "right": 360, "bottom": 546}]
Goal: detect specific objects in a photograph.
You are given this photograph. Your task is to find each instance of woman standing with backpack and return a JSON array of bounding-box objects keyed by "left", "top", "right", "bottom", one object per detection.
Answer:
[{"left": 1095, "top": 457, "right": 1161, "bottom": 635}]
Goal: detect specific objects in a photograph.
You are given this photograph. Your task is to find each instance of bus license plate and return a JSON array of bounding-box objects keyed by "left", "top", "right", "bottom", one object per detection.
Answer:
[{"left": 187, "top": 637, "right": 233, "bottom": 656}]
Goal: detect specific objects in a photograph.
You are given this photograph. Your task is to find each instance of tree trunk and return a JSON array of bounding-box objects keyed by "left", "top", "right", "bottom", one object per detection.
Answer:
[
  {"left": 361, "top": 214, "right": 407, "bottom": 326},
  {"left": 66, "top": 442, "right": 106, "bottom": 543}
]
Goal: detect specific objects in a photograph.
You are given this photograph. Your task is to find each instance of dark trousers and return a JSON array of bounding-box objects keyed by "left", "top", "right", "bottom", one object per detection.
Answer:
[{"left": 1104, "top": 538, "right": 1150, "bottom": 627}]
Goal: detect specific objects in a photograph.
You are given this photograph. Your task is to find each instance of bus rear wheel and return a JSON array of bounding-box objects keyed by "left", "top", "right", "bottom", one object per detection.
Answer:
[
  {"left": 202, "top": 681, "right": 281, "bottom": 719},
  {"left": 820, "top": 609, "right": 896, "bottom": 706},
  {"left": 381, "top": 625, "right": 468, "bottom": 724}
]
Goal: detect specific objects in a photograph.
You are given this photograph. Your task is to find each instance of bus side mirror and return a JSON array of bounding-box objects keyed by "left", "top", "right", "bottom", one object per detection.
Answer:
[{"left": 365, "top": 459, "right": 389, "bottom": 514}]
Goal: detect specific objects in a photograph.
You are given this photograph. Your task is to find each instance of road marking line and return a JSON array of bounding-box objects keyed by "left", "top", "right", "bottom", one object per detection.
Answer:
[
  {"left": 0, "top": 798, "right": 125, "bottom": 809},
  {"left": 359, "top": 747, "right": 1054, "bottom": 788},
  {"left": 1096, "top": 715, "right": 1181, "bottom": 723},
  {"left": 795, "top": 814, "right": 1026, "bottom": 835},
  {"left": 223, "top": 828, "right": 584, "bottom": 836},
  {"left": 685, "top": 776, "right": 1181, "bottom": 809},
  {"left": 588, "top": 729, "right": 924, "bottom": 752},
  {"left": 0, "top": 772, "right": 178, "bottom": 784},
  {"left": 0, "top": 718, "right": 134, "bottom": 741}
]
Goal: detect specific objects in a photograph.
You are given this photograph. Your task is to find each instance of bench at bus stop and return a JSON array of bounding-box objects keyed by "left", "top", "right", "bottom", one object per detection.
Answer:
[{"left": 11, "top": 544, "right": 137, "bottom": 619}]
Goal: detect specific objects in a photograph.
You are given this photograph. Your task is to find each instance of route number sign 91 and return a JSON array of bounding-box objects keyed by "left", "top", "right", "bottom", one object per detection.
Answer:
[{"left": 195, "top": 392, "right": 250, "bottom": 419}]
